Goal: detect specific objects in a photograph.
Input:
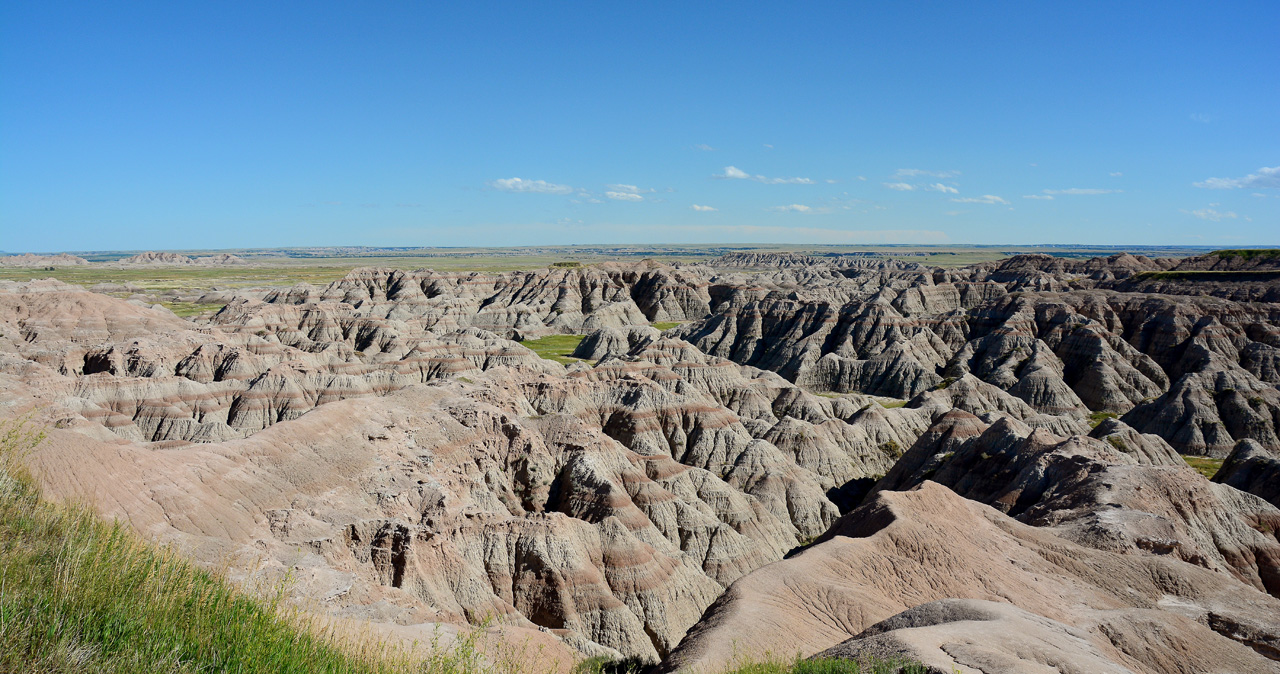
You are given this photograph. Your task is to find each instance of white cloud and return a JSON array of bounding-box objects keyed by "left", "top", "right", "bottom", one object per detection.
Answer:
[
  {"left": 694, "top": 144, "right": 716, "bottom": 151},
  {"left": 605, "top": 184, "right": 654, "bottom": 195},
  {"left": 1194, "top": 166, "right": 1280, "bottom": 190},
  {"left": 488, "top": 177, "right": 573, "bottom": 194},
  {"left": 769, "top": 204, "right": 812, "bottom": 212},
  {"left": 857, "top": 176, "right": 867, "bottom": 181},
  {"left": 825, "top": 179, "right": 838, "bottom": 184},
  {"left": 690, "top": 204, "right": 717, "bottom": 212},
  {"left": 1190, "top": 113, "right": 1212, "bottom": 124},
  {"left": 606, "top": 191, "right": 644, "bottom": 202},
  {"left": 1182, "top": 208, "right": 1238, "bottom": 221},
  {"left": 1042, "top": 188, "right": 1122, "bottom": 195},
  {"left": 924, "top": 183, "right": 958, "bottom": 194},
  {"left": 1022, "top": 195, "right": 1054, "bottom": 200},
  {"left": 894, "top": 169, "right": 960, "bottom": 179},
  {"left": 715, "top": 166, "right": 814, "bottom": 184},
  {"left": 883, "top": 182, "right": 916, "bottom": 191},
  {"left": 1109, "top": 172, "right": 1123, "bottom": 177},
  {"left": 951, "top": 195, "right": 1009, "bottom": 205}
]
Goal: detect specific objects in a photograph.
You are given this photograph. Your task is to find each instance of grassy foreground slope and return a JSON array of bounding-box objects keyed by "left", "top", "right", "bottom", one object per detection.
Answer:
[
  {"left": 0, "top": 420, "right": 925, "bottom": 674},
  {"left": 0, "top": 420, "right": 419, "bottom": 674}
]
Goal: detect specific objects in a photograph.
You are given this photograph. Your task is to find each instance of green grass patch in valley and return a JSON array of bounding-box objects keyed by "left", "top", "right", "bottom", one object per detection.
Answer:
[
  {"left": 521, "top": 334, "right": 587, "bottom": 365},
  {"left": 159, "top": 301, "right": 225, "bottom": 318},
  {"left": 1087, "top": 411, "right": 1118, "bottom": 428},
  {"left": 1183, "top": 455, "right": 1224, "bottom": 480},
  {"left": 651, "top": 321, "right": 684, "bottom": 331}
]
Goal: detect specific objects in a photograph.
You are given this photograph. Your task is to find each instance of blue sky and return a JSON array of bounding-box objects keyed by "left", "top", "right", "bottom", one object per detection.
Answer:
[{"left": 2, "top": 1, "right": 1277, "bottom": 251}]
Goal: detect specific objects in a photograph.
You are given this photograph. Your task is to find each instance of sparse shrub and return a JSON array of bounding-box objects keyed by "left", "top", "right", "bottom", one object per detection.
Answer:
[
  {"left": 573, "top": 655, "right": 651, "bottom": 674},
  {"left": 878, "top": 440, "right": 903, "bottom": 459}
]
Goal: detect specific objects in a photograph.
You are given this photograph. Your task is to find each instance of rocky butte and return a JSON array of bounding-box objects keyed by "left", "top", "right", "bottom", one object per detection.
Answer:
[{"left": 2, "top": 248, "right": 1280, "bottom": 673}]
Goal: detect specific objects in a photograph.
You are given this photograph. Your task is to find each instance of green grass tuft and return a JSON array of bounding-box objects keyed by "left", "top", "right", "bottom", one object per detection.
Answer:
[{"left": 719, "top": 654, "right": 928, "bottom": 674}]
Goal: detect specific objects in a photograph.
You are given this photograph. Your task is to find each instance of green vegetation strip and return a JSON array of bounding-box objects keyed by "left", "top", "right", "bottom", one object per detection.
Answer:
[
  {"left": 1130, "top": 270, "right": 1280, "bottom": 281},
  {"left": 651, "top": 321, "right": 684, "bottom": 331},
  {"left": 521, "top": 335, "right": 587, "bottom": 365},
  {"left": 1211, "top": 249, "right": 1280, "bottom": 260},
  {"left": 0, "top": 256, "right": 576, "bottom": 292},
  {"left": 1183, "top": 455, "right": 1224, "bottom": 480}
]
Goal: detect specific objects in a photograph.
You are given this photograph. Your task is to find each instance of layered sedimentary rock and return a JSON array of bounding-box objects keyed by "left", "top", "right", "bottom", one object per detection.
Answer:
[
  {"left": 252, "top": 264, "right": 712, "bottom": 340},
  {"left": 673, "top": 256, "right": 1280, "bottom": 455}
]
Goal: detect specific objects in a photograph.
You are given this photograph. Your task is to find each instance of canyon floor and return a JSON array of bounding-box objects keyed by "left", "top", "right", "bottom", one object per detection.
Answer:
[{"left": 2, "top": 246, "right": 1279, "bottom": 674}]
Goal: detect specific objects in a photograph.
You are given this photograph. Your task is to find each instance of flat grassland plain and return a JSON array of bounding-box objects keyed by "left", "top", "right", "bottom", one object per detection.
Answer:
[{"left": 0, "top": 244, "right": 1214, "bottom": 318}]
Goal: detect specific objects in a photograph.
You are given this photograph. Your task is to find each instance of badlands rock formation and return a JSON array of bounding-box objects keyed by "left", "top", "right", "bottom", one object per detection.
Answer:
[
  {"left": 3, "top": 249, "right": 1280, "bottom": 672},
  {"left": 0, "top": 252, "right": 89, "bottom": 267},
  {"left": 117, "top": 251, "right": 248, "bottom": 265},
  {"left": 661, "top": 483, "right": 1280, "bottom": 674},
  {"left": 1216, "top": 439, "right": 1280, "bottom": 508}
]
